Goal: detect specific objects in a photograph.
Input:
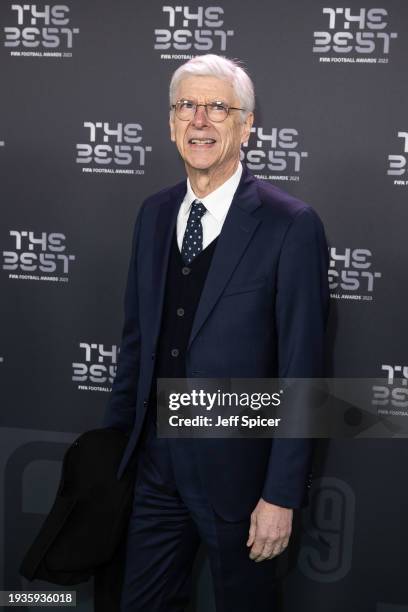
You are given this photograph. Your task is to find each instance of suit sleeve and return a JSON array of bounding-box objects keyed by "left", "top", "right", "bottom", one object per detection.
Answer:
[
  {"left": 261, "top": 206, "right": 329, "bottom": 508},
  {"left": 101, "top": 202, "right": 146, "bottom": 434}
]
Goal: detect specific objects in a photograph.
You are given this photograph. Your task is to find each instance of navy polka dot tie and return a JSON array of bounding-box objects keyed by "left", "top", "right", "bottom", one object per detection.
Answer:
[{"left": 181, "top": 199, "right": 207, "bottom": 265}]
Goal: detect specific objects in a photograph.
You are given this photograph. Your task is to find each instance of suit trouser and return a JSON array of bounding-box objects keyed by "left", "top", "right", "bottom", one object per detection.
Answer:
[{"left": 120, "top": 427, "right": 277, "bottom": 612}]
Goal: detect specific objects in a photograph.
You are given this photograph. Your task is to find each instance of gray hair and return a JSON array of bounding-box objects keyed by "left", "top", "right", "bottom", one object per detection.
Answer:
[{"left": 169, "top": 54, "right": 255, "bottom": 121}]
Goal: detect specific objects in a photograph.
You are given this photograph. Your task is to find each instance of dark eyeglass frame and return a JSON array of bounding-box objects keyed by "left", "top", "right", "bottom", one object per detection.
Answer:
[{"left": 171, "top": 99, "right": 246, "bottom": 122}]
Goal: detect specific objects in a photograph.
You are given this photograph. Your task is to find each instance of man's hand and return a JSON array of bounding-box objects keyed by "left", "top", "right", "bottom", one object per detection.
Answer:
[{"left": 246, "top": 498, "right": 293, "bottom": 562}]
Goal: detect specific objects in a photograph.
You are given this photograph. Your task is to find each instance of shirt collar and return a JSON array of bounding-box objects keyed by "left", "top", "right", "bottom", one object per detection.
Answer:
[{"left": 183, "top": 162, "right": 243, "bottom": 222}]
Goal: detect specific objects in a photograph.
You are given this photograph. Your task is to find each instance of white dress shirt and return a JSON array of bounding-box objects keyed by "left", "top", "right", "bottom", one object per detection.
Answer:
[{"left": 177, "top": 162, "right": 243, "bottom": 251}]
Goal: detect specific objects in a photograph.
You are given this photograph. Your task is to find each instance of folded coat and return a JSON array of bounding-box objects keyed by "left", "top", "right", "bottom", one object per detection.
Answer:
[{"left": 20, "top": 428, "right": 135, "bottom": 611}]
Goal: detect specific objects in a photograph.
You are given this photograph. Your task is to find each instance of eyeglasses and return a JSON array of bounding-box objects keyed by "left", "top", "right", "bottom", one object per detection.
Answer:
[{"left": 171, "top": 99, "right": 246, "bottom": 122}]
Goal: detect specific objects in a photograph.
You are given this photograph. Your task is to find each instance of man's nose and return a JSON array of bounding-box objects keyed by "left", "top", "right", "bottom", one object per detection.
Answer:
[{"left": 192, "top": 104, "right": 209, "bottom": 127}]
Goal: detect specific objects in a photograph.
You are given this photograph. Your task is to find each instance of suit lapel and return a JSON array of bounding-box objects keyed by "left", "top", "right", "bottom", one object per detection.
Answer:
[
  {"left": 188, "top": 170, "right": 262, "bottom": 350},
  {"left": 150, "top": 181, "right": 186, "bottom": 349}
]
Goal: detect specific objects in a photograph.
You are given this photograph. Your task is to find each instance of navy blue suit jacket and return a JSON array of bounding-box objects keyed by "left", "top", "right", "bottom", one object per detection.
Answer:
[{"left": 103, "top": 167, "right": 329, "bottom": 521}]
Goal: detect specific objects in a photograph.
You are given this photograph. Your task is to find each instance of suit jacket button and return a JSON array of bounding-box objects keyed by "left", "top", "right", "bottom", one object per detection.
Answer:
[
  {"left": 171, "top": 348, "right": 179, "bottom": 357},
  {"left": 143, "top": 400, "right": 148, "bottom": 407},
  {"left": 182, "top": 266, "right": 191, "bottom": 276}
]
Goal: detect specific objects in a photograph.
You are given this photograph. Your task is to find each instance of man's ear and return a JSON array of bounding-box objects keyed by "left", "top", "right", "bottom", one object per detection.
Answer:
[
  {"left": 241, "top": 112, "right": 254, "bottom": 145},
  {"left": 169, "top": 111, "right": 176, "bottom": 142}
]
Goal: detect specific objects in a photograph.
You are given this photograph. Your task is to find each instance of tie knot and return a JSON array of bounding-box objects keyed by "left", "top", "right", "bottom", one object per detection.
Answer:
[{"left": 190, "top": 199, "right": 206, "bottom": 220}]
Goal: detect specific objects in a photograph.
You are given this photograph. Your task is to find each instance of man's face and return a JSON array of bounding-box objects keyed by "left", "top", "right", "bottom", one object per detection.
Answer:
[{"left": 170, "top": 75, "right": 253, "bottom": 177}]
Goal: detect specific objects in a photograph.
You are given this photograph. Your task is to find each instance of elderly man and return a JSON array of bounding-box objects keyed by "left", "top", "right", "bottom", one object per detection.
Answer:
[{"left": 104, "top": 54, "right": 329, "bottom": 611}]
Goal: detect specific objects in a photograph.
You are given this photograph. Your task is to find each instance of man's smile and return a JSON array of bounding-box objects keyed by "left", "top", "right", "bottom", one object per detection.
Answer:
[{"left": 187, "top": 137, "right": 217, "bottom": 148}]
